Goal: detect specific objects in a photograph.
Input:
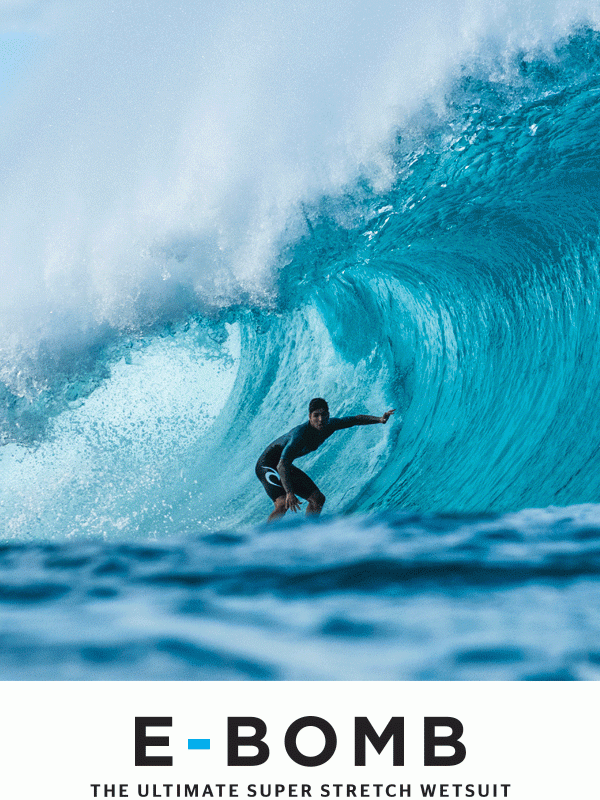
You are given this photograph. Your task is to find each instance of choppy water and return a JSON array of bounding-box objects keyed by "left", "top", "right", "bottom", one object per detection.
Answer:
[
  {"left": 2, "top": 506, "right": 600, "bottom": 680},
  {"left": 2, "top": 4, "right": 600, "bottom": 679}
]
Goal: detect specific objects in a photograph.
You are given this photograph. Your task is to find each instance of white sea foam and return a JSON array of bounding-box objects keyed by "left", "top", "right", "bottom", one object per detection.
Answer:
[{"left": 0, "top": 0, "right": 598, "bottom": 375}]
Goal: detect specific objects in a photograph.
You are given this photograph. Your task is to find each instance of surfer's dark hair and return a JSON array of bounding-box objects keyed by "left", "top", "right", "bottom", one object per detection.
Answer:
[{"left": 309, "top": 397, "right": 329, "bottom": 414}]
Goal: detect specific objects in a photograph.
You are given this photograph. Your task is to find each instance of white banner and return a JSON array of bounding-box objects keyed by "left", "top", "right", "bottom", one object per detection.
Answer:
[{"left": 0, "top": 682, "right": 595, "bottom": 799}]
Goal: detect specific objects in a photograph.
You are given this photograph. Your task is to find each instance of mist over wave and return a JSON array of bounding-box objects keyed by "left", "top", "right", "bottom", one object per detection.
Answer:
[{"left": 2, "top": 0, "right": 597, "bottom": 352}]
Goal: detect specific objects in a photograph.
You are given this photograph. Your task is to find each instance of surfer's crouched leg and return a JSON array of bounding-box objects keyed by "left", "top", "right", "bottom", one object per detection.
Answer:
[
  {"left": 306, "top": 490, "right": 325, "bottom": 515},
  {"left": 268, "top": 495, "right": 288, "bottom": 522}
]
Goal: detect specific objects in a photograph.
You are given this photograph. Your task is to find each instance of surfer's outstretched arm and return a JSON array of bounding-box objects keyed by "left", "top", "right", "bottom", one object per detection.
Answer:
[{"left": 335, "top": 409, "right": 395, "bottom": 429}]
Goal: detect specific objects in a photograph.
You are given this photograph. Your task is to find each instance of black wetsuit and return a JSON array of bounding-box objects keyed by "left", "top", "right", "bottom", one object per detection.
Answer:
[{"left": 255, "top": 418, "right": 356, "bottom": 501}]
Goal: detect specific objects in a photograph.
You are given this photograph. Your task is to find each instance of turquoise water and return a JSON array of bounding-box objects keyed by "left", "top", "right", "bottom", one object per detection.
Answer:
[{"left": 2, "top": 10, "right": 600, "bottom": 678}]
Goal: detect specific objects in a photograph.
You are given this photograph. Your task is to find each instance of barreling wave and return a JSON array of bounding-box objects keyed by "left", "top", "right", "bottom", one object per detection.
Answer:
[{"left": 3, "top": 25, "right": 600, "bottom": 538}]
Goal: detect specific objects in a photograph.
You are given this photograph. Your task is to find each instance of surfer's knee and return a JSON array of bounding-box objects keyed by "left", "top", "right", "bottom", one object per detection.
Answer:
[{"left": 308, "top": 490, "right": 325, "bottom": 511}]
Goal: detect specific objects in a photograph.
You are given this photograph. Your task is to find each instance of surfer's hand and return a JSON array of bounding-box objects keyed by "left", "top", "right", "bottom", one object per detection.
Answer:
[
  {"left": 381, "top": 409, "right": 395, "bottom": 423},
  {"left": 285, "top": 492, "right": 301, "bottom": 512}
]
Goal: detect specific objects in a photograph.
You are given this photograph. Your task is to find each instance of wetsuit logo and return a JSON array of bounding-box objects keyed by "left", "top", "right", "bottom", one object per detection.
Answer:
[{"left": 263, "top": 467, "right": 281, "bottom": 486}]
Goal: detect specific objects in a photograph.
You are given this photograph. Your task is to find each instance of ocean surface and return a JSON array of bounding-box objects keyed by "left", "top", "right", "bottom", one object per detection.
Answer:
[{"left": 2, "top": 3, "right": 600, "bottom": 679}]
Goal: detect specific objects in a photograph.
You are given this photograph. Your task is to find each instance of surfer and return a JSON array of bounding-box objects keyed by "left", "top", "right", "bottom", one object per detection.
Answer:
[{"left": 256, "top": 398, "right": 395, "bottom": 522}]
